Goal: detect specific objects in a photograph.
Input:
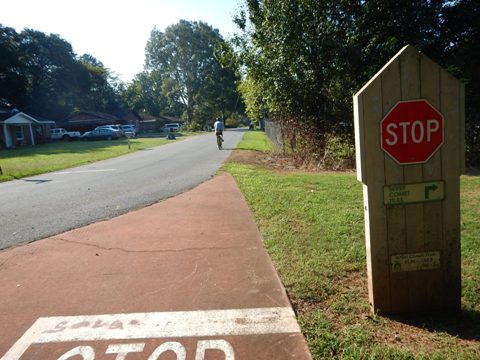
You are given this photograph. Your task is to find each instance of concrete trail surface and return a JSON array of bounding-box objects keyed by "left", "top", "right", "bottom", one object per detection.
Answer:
[{"left": 0, "top": 173, "right": 312, "bottom": 360}]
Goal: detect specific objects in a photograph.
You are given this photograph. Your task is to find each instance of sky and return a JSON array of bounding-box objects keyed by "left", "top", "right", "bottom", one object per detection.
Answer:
[{"left": 0, "top": 0, "right": 243, "bottom": 83}]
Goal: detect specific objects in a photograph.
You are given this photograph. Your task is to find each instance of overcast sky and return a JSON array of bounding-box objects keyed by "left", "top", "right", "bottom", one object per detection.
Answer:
[{"left": 0, "top": 0, "right": 243, "bottom": 82}]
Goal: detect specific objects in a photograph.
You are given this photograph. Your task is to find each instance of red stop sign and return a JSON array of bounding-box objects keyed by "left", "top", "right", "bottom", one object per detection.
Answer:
[{"left": 381, "top": 99, "right": 444, "bottom": 164}]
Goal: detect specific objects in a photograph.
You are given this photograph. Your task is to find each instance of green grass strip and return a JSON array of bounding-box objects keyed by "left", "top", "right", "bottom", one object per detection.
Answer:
[
  {"left": 0, "top": 137, "right": 174, "bottom": 182},
  {"left": 236, "top": 129, "right": 274, "bottom": 152}
]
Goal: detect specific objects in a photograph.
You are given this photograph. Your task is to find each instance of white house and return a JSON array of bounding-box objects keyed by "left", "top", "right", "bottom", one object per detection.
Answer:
[{"left": 0, "top": 109, "right": 55, "bottom": 149}]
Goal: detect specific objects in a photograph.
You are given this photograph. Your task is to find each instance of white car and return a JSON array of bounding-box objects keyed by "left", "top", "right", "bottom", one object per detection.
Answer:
[
  {"left": 162, "top": 123, "right": 181, "bottom": 132},
  {"left": 95, "top": 125, "right": 124, "bottom": 137},
  {"left": 120, "top": 125, "right": 136, "bottom": 137},
  {"left": 50, "top": 128, "right": 81, "bottom": 140}
]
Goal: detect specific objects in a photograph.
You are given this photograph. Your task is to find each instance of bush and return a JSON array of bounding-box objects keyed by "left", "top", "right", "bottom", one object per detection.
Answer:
[
  {"left": 184, "top": 121, "right": 203, "bottom": 132},
  {"left": 225, "top": 118, "right": 240, "bottom": 128},
  {"left": 320, "top": 134, "right": 356, "bottom": 170}
]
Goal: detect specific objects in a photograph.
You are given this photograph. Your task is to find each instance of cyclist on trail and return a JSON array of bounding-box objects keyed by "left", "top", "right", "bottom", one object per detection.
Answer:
[{"left": 214, "top": 118, "right": 224, "bottom": 142}]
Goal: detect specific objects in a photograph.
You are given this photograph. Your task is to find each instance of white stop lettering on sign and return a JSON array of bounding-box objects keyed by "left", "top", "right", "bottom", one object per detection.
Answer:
[{"left": 384, "top": 119, "right": 440, "bottom": 145}]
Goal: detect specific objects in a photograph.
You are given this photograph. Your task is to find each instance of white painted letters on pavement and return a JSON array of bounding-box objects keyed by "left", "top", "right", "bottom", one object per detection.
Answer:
[
  {"left": 57, "top": 346, "right": 94, "bottom": 360},
  {"left": 106, "top": 343, "right": 145, "bottom": 360},
  {"left": 2, "top": 307, "right": 300, "bottom": 360}
]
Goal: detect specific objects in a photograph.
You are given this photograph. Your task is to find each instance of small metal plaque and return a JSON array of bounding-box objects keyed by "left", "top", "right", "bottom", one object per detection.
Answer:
[
  {"left": 391, "top": 251, "right": 441, "bottom": 272},
  {"left": 384, "top": 181, "right": 444, "bottom": 205}
]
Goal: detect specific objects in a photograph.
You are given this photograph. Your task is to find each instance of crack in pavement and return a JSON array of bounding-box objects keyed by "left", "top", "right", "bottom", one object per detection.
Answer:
[{"left": 50, "top": 236, "right": 258, "bottom": 254}]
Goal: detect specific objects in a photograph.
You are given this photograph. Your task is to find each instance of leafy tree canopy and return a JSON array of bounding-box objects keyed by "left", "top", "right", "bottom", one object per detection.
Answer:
[
  {"left": 0, "top": 25, "right": 124, "bottom": 120},
  {"left": 233, "top": 0, "right": 480, "bottom": 164},
  {"left": 145, "top": 20, "right": 241, "bottom": 127}
]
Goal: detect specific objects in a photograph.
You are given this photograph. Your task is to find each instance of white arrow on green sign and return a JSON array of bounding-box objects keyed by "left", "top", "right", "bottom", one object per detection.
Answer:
[{"left": 384, "top": 181, "right": 445, "bottom": 205}]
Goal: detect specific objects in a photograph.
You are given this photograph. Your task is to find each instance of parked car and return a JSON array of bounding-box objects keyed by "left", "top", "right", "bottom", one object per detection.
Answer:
[
  {"left": 162, "top": 123, "right": 181, "bottom": 132},
  {"left": 81, "top": 128, "right": 120, "bottom": 141},
  {"left": 95, "top": 125, "right": 124, "bottom": 137},
  {"left": 50, "top": 128, "right": 81, "bottom": 141},
  {"left": 120, "top": 125, "right": 136, "bottom": 137}
]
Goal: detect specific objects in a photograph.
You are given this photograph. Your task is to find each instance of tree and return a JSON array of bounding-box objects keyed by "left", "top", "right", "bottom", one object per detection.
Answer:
[
  {"left": 441, "top": 0, "right": 480, "bottom": 164},
  {"left": 78, "top": 54, "right": 123, "bottom": 114},
  {"left": 0, "top": 26, "right": 125, "bottom": 120},
  {"left": 121, "top": 70, "right": 183, "bottom": 117},
  {"left": 0, "top": 25, "right": 27, "bottom": 108},
  {"left": 237, "top": 73, "right": 264, "bottom": 122},
  {"left": 234, "top": 0, "right": 479, "bottom": 164},
  {"left": 234, "top": 0, "right": 363, "bottom": 156},
  {"left": 19, "top": 29, "right": 84, "bottom": 119},
  {"left": 145, "top": 20, "right": 240, "bottom": 126}
]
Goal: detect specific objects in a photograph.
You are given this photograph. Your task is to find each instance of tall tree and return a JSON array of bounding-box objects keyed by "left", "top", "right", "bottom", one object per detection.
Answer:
[
  {"left": 235, "top": 0, "right": 479, "bottom": 163},
  {"left": 145, "top": 20, "right": 240, "bottom": 126},
  {"left": 441, "top": 0, "right": 480, "bottom": 164},
  {"left": 78, "top": 54, "right": 123, "bottom": 114},
  {"left": 121, "top": 70, "right": 180, "bottom": 116},
  {"left": 19, "top": 29, "right": 83, "bottom": 119},
  {"left": 234, "top": 0, "right": 364, "bottom": 154},
  {"left": 0, "top": 25, "right": 27, "bottom": 108},
  {"left": 0, "top": 26, "right": 125, "bottom": 120}
]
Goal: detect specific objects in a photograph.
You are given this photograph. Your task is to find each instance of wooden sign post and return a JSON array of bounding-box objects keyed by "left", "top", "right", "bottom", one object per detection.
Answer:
[{"left": 354, "top": 45, "right": 465, "bottom": 314}]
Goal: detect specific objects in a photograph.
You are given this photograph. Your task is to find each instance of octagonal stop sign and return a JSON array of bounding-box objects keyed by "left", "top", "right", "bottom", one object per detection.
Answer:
[{"left": 381, "top": 99, "right": 444, "bottom": 164}]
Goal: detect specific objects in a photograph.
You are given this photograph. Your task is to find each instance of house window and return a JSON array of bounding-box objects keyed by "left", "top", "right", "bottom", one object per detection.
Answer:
[{"left": 15, "top": 126, "right": 24, "bottom": 141}]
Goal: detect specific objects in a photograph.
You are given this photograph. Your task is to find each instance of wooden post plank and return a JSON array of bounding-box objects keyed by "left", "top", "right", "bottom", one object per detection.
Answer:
[
  {"left": 355, "top": 90, "right": 374, "bottom": 306},
  {"left": 440, "top": 69, "right": 462, "bottom": 311},
  {"left": 460, "top": 84, "right": 466, "bottom": 174},
  {"left": 354, "top": 93, "right": 376, "bottom": 306},
  {"left": 399, "top": 46, "right": 426, "bottom": 312},
  {"left": 357, "top": 77, "right": 391, "bottom": 313},
  {"left": 362, "top": 183, "right": 375, "bottom": 307},
  {"left": 419, "top": 53, "right": 444, "bottom": 312},
  {"left": 380, "top": 56, "right": 409, "bottom": 312},
  {"left": 354, "top": 95, "right": 367, "bottom": 183}
]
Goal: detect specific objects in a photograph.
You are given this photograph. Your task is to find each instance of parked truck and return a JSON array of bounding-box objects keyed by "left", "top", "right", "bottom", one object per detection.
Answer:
[{"left": 50, "top": 128, "right": 81, "bottom": 141}]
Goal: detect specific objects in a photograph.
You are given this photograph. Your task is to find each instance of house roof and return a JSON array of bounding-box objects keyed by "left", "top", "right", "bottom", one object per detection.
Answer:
[
  {"left": 158, "top": 115, "right": 182, "bottom": 123},
  {"left": 65, "top": 111, "right": 120, "bottom": 122},
  {"left": 0, "top": 108, "right": 19, "bottom": 121},
  {"left": 0, "top": 109, "right": 55, "bottom": 124},
  {"left": 140, "top": 114, "right": 157, "bottom": 121},
  {"left": 121, "top": 110, "right": 142, "bottom": 121}
]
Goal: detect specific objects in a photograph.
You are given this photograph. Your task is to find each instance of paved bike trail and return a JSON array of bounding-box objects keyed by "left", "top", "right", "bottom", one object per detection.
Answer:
[{"left": 0, "top": 173, "right": 312, "bottom": 359}]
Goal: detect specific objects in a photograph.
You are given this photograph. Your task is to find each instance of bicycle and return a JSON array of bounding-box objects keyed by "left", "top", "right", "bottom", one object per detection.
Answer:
[{"left": 216, "top": 133, "right": 223, "bottom": 150}]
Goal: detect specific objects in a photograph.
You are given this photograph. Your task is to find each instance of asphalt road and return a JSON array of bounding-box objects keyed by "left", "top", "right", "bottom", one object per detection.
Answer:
[{"left": 0, "top": 129, "right": 245, "bottom": 250}]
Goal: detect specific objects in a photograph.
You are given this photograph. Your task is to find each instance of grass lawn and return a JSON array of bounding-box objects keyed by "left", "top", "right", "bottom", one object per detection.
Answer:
[
  {"left": 236, "top": 129, "right": 274, "bottom": 152},
  {"left": 0, "top": 136, "right": 177, "bottom": 182},
  {"left": 224, "top": 131, "right": 480, "bottom": 359}
]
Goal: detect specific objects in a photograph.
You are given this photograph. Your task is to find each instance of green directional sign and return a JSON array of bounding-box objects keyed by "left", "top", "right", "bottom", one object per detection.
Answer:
[{"left": 384, "top": 181, "right": 445, "bottom": 205}]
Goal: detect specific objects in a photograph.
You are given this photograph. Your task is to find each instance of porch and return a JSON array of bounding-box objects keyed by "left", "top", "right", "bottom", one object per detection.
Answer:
[{"left": 0, "top": 112, "right": 55, "bottom": 149}]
